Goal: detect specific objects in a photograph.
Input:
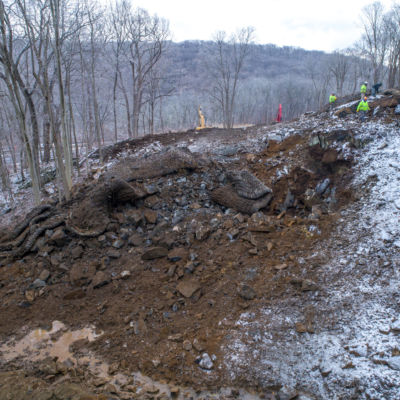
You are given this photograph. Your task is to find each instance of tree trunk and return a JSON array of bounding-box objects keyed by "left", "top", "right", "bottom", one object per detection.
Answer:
[
  {"left": 43, "top": 116, "right": 51, "bottom": 163},
  {"left": 113, "top": 70, "right": 118, "bottom": 143}
]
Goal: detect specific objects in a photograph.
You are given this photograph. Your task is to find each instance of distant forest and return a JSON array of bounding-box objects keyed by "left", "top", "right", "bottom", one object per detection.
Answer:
[{"left": 162, "top": 41, "right": 359, "bottom": 129}]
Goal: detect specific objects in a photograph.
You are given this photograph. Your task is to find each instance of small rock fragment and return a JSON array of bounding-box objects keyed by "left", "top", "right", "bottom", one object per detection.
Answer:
[
  {"left": 39, "top": 269, "right": 51, "bottom": 282},
  {"left": 183, "top": 340, "right": 192, "bottom": 351},
  {"left": 277, "top": 385, "right": 298, "bottom": 400},
  {"left": 120, "top": 270, "right": 131, "bottom": 280},
  {"left": 176, "top": 280, "right": 201, "bottom": 298},
  {"left": 193, "top": 338, "right": 205, "bottom": 352},
  {"left": 92, "top": 271, "right": 110, "bottom": 289},
  {"left": 238, "top": 284, "right": 256, "bottom": 300},
  {"left": 142, "top": 247, "right": 168, "bottom": 260},
  {"left": 198, "top": 353, "right": 213, "bottom": 370}
]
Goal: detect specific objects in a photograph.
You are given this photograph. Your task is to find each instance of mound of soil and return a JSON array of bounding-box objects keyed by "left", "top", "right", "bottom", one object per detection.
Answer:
[{"left": 1, "top": 103, "right": 382, "bottom": 398}]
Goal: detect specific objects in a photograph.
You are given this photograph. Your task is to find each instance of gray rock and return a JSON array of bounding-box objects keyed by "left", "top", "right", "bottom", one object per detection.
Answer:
[
  {"left": 195, "top": 225, "right": 211, "bottom": 241},
  {"left": 395, "top": 104, "right": 400, "bottom": 115},
  {"left": 0, "top": 207, "right": 11, "bottom": 216},
  {"left": 198, "top": 353, "right": 213, "bottom": 370},
  {"left": 373, "top": 106, "right": 381, "bottom": 116},
  {"left": 112, "top": 239, "right": 125, "bottom": 249},
  {"left": 30, "top": 279, "right": 46, "bottom": 289},
  {"left": 390, "top": 320, "right": 400, "bottom": 332},
  {"left": 141, "top": 247, "right": 168, "bottom": 260},
  {"left": 214, "top": 145, "right": 238, "bottom": 157},
  {"left": 349, "top": 344, "right": 368, "bottom": 357},
  {"left": 319, "top": 362, "right": 332, "bottom": 377},
  {"left": 125, "top": 209, "right": 144, "bottom": 226},
  {"left": 144, "top": 183, "right": 159, "bottom": 195},
  {"left": 301, "top": 279, "right": 319, "bottom": 291},
  {"left": 120, "top": 270, "right": 131, "bottom": 279},
  {"left": 238, "top": 284, "right": 256, "bottom": 300},
  {"left": 315, "top": 178, "right": 330, "bottom": 195},
  {"left": 388, "top": 356, "right": 400, "bottom": 370},
  {"left": 277, "top": 386, "right": 298, "bottom": 400},
  {"left": 106, "top": 249, "right": 121, "bottom": 259}
]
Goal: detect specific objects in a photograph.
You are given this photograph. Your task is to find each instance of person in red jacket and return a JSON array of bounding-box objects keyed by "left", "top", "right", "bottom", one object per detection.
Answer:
[{"left": 276, "top": 104, "right": 282, "bottom": 122}]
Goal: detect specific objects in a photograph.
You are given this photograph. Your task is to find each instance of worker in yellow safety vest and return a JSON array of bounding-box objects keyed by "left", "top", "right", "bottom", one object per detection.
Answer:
[
  {"left": 357, "top": 96, "right": 370, "bottom": 122},
  {"left": 329, "top": 93, "right": 337, "bottom": 111},
  {"left": 360, "top": 82, "right": 367, "bottom": 100}
]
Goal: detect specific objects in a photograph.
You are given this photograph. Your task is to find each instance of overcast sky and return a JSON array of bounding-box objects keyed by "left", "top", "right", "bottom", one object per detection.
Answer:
[{"left": 130, "top": 0, "right": 395, "bottom": 52}]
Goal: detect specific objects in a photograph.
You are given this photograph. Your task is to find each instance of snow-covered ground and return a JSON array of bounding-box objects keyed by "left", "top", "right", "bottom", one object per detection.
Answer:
[{"left": 223, "top": 119, "right": 400, "bottom": 399}]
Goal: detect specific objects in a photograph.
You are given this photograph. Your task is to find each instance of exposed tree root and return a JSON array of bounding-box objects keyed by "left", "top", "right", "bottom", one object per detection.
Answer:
[
  {"left": 0, "top": 217, "right": 64, "bottom": 261},
  {"left": 0, "top": 205, "right": 53, "bottom": 244},
  {"left": 64, "top": 221, "right": 106, "bottom": 238}
]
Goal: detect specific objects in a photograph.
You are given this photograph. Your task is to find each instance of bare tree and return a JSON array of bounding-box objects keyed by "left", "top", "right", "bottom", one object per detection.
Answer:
[
  {"left": 143, "top": 61, "right": 175, "bottom": 134},
  {"left": 305, "top": 55, "right": 331, "bottom": 107},
  {"left": 360, "top": 1, "right": 388, "bottom": 84},
  {"left": 384, "top": 4, "right": 400, "bottom": 88},
  {"left": 0, "top": 0, "right": 41, "bottom": 203},
  {"left": 209, "top": 27, "right": 254, "bottom": 129},
  {"left": 329, "top": 51, "right": 350, "bottom": 96},
  {"left": 109, "top": 1, "right": 170, "bottom": 137},
  {"left": 83, "top": 0, "right": 104, "bottom": 159}
]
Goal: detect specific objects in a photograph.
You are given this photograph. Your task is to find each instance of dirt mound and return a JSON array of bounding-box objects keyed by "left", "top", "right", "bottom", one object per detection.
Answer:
[{"left": 0, "top": 119, "right": 358, "bottom": 398}]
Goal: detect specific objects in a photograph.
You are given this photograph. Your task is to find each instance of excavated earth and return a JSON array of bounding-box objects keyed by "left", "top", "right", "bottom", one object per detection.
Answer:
[{"left": 1, "top": 91, "right": 400, "bottom": 399}]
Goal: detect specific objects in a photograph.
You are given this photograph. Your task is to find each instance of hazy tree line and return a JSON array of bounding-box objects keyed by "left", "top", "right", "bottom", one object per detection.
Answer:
[{"left": 0, "top": 0, "right": 398, "bottom": 204}]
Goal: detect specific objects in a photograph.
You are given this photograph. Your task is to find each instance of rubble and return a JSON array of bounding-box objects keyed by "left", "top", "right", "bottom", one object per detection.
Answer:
[{"left": 1, "top": 91, "right": 400, "bottom": 399}]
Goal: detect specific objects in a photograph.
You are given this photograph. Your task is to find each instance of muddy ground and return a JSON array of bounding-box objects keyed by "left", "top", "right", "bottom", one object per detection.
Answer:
[{"left": 1, "top": 92, "right": 400, "bottom": 399}]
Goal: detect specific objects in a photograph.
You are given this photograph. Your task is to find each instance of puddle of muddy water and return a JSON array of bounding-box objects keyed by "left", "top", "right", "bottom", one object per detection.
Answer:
[
  {"left": 0, "top": 320, "right": 101, "bottom": 362},
  {"left": 0, "top": 321, "right": 263, "bottom": 399}
]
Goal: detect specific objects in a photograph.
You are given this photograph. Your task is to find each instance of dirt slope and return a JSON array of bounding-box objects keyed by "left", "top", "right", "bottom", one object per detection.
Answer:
[{"left": 0, "top": 93, "right": 400, "bottom": 399}]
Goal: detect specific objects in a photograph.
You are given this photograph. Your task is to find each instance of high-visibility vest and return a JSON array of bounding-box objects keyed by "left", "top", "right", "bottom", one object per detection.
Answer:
[
  {"left": 329, "top": 95, "right": 337, "bottom": 104},
  {"left": 360, "top": 84, "right": 367, "bottom": 93},
  {"left": 357, "top": 100, "right": 370, "bottom": 112}
]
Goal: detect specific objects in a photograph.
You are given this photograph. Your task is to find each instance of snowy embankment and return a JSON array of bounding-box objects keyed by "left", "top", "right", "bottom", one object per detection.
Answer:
[{"left": 223, "top": 119, "right": 400, "bottom": 399}]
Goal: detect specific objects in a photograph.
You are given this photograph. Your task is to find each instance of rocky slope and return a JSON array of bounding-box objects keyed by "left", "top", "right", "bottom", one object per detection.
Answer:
[{"left": 0, "top": 92, "right": 400, "bottom": 399}]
